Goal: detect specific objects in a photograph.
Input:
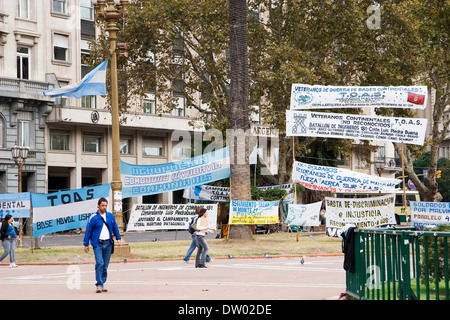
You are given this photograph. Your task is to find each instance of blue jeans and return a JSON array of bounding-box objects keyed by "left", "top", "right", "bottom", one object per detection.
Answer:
[
  {"left": 183, "top": 234, "right": 210, "bottom": 262},
  {"left": 0, "top": 239, "right": 16, "bottom": 263},
  {"left": 195, "top": 235, "right": 209, "bottom": 267},
  {"left": 92, "top": 240, "right": 112, "bottom": 287}
]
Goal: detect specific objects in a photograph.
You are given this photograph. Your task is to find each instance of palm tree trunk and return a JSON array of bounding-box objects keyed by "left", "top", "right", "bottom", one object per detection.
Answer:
[{"left": 228, "top": 0, "right": 252, "bottom": 239}]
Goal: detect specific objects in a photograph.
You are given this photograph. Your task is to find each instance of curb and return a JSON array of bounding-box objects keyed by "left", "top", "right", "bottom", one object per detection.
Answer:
[{"left": 7, "top": 253, "right": 344, "bottom": 266}]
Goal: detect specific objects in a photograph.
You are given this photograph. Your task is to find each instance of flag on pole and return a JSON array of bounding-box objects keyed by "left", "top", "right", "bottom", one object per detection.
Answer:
[{"left": 43, "top": 60, "right": 108, "bottom": 98}]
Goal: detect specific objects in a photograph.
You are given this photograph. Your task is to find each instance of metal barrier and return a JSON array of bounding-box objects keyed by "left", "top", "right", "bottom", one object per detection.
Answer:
[{"left": 346, "top": 227, "right": 450, "bottom": 300}]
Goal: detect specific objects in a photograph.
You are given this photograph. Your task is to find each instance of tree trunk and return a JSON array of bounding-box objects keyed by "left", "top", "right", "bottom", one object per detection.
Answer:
[{"left": 228, "top": 0, "right": 252, "bottom": 240}]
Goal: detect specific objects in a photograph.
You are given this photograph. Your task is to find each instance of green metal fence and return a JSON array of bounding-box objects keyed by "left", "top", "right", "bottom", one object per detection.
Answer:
[{"left": 346, "top": 227, "right": 450, "bottom": 300}]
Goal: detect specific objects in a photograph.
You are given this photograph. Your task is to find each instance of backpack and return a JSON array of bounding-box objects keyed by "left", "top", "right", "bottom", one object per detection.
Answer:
[{"left": 188, "top": 216, "right": 198, "bottom": 234}]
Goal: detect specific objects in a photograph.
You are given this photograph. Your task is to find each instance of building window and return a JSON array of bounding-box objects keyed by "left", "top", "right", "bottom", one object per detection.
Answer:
[
  {"left": 80, "top": 0, "right": 94, "bottom": 20},
  {"left": 143, "top": 137, "right": 164, "bottom": 156},
  {"left": 120, "top": 137, "right": 132, "bottom": 155},
  {"left": 81, "top": 96, "right": 96, "bottom": 109},
  {"left": 18, "top": 120, "right": 30, "bottom": 147},
  {"left": 143, "top": 93, "right": 156, "bottom": 114},
  {"left": 172, "top": 96, "right": 185, "bottom": 117},
  {"left": 0, "top": 114, "right": 5, "bottom": 148},
  {"left": 53, "top": 33, "right": 69, "bottom": 62},
  {"left": 17, "top": 47, "right": 30, "bottom": 80},
  {"left": 50, "top": 132, "right": 70, "bottom": 151},
  {"left": 83, "top": 135, "right": 102, "bottom": 153},
  {"left": 17, "top": 0, "right": 30, "bottom": 19},
  {"left": 52, "top": 0, "right": 67, "bottom": 15}
]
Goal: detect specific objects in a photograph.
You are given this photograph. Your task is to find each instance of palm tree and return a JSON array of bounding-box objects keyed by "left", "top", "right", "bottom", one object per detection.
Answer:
[{"left": 228, "top": 0, "right": 252, "bottom": 239}]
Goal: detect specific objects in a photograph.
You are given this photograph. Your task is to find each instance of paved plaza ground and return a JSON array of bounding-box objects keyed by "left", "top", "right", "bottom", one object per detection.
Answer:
[{"left": 0, "top": 255, "right": 345, "bottom": 303}]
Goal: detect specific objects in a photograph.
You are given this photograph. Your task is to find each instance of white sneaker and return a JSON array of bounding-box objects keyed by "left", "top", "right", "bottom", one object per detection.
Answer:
[
  {"left": 183, "top": 260, "right": 191, "bottom": 264},
  {"left": 9, "top": 263, "right": 18, "bottom": 268}
]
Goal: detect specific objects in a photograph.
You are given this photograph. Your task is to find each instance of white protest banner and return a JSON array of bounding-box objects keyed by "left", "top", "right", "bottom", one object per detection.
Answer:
[
  {"left": 183, "top": 185, "right": 230, "bottom": 202},
  {"left": 292, "top": 161, "right": 400, "bottom": 193},
  {"left": 285, "top": 201, "right": 322, "bottom": 226},
  {"left": 183, "top": 183, "right": 293, "bottom": 202},
  {"left": 31, "top": 184, "right": 111, "bottom": 238},
  {"left": 410, "top": 201, "right": 450, "bottom": 229},
  {"left": 0, "top": 192, "right": 31, "bottom": 219},
  {"left": 127, "top": 203, "right": 217, "bottom": 231},
  {"left": 121, "top": 147, "right": 230, "bottom": 199},
  {"left": 286, "top": 110, "right": 428, "bottom": 146},
  {"left": 229, "top": 200, "right": 279, "bottom": 225},
  {"left": 290, "top": 84, "right": 428, "bottom": 110},
  {"left": 325, "top": 194, "right": 397, "bottom": 238}
]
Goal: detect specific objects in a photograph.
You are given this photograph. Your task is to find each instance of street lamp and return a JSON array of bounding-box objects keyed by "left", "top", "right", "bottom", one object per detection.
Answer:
[
  {"left": 91, "top": 0, "right": 130, "bottom": 254},
  {"left": 12, "top": 144, "right": 29, "bottom": 247}
]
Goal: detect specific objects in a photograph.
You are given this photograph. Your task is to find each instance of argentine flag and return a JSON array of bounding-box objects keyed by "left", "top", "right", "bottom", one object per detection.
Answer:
[{"left": 43, "top": 60, "right": 108, "bottom": 98}]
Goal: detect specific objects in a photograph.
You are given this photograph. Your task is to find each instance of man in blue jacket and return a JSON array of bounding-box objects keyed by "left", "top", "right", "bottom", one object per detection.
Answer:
[{"left": 83, "top": 197, "right": 121, "bottom": 293}]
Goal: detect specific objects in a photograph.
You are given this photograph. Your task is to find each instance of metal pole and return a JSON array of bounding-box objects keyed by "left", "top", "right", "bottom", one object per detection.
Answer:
[{"left": 401, "top": 142, "right": 408, "bottom": 225}]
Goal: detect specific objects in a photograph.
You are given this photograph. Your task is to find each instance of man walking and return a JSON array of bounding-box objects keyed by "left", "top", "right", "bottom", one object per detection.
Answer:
[{"left": 84, "top": 197, "right": 121, "bottom": 293}]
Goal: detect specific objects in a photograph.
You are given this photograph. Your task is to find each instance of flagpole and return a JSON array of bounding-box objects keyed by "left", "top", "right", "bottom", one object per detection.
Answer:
[{"left": 93, "top": 0, "right": 130, "bottom": 254}]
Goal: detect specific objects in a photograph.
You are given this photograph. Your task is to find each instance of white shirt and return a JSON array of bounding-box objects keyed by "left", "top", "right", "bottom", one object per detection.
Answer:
[{"left": 99, "top": 213, "right": 110, "bottom": 240}]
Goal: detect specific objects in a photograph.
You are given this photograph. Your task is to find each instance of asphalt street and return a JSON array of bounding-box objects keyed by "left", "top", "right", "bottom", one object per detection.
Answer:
[{"left": 0, "top": 255, "right": 346, "bottom": 302}]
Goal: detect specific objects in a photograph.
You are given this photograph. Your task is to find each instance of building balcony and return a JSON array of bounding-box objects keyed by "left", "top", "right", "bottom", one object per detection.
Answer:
[
  {"left": 0, "top": 77, "right": 53, "bottom": 102},
  {"left": 374, "top": 156, "right": 402, "bottom": 172}
]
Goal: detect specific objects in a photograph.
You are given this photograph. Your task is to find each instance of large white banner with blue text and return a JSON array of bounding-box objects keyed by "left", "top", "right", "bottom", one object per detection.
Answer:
[
  {"left": 121, "top": 147, "right": 230, "bottom": 199},
  {"left": 0, "top": 192, "right": 31, "bottom": 219},
  {"left": 410, "top": 201, "right": 450, "bottom": 229},
  {"left": 286, "top": 110, "right": 428, "bottom": 146},
  {"left": 290, "top": 84, "right": 428, "bottom": 110},
  {"left": 292, "top": 161, "right": 401, "bottom": 193},
  {"left": 183, "top": 183, "right": 293, "bottom": 202},
  {"left": 31, "top": 184, "right": 111, "bottom": 237}
]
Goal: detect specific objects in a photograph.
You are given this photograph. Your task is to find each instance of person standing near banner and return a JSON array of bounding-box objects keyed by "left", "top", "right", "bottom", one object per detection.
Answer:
[
  {"left": 0, "top": 214, "right": 18, "bottom": 267},
  {"left": 194, "top": 207, "right": 214, "bottom": 268},
  {"left": 183, "top": 207, "right": 212, "bottom": 264},
  {"left": 83, "top": 197, "right": 121, "bottom": 293}
]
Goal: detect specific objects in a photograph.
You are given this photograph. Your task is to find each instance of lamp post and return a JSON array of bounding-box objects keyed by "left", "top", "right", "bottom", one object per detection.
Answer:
[
  {"left": 12, "top": 144, "right": 29, "bottom": 248},
  {"left": 91, "top": 0, "right": 130, "bottom": 253}
]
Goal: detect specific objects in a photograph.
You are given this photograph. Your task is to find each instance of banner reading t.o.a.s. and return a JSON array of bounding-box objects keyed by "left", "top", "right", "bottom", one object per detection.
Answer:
[
  {"left": 325, "top": 194, "right": 396, "bottom": 238},
  {"left": 127, "top": 204, "right": 217, "bottom": 231},
  {"left": 31, "top": 184, "right": 110, "bottom": 237},
  {"left": 410, "top": 201, "right": 450, "bottom": 229},
  {"left": 292, "top": 161, "right": 400, "bottom": 193},
  {"left": 290, "top": 84, "right": 428, "bottom": 110},
  {"left": 0, "top": 192, "right": 31, "bottom": 219},
  {"left": 229, "top": 200, "right": 279, "bottom": 225},
  {"left": 121, "top": 147, "right": 230, "bottom": 199},
  {"left": 286, "top": 110, "right": 428, "bottom": 146}
]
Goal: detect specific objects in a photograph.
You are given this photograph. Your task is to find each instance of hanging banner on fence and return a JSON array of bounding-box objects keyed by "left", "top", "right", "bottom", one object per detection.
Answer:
[
  {"left": 31, "top": 184, "right": 111, "bottom": 237},
  {"left": 410, "top": 201, "right": 450, "bottom": 229},
  {"left": 127, "top": 203, "right": 218, "bottom": 231},
  {"left": 183, "top": 185, "right": 230, "bottom": 202},
  {"left": 121, "top": 147, "right": 230, "bottom": 199},
  {"left": 290, "top": 84, "right": 428, "bottom": 110},
  {"left": 183, "top": 183, "right": 293, "bottom": 202},
  {"left": 0, "top": 192, "right": 31, "bottom": 219},
  {"left": 229, "top": 200, "right": 279, "bottom": 225},
  {"left": 325, "top": 194, "right": 396, "bottom": 238},
  {"left": 292, "top": 161, "right": 401, "bottom": 193},
  {"left": 285, "top": 201, "right": 322, "bottom": 227},
  {"left": 286, "top": 110, "right": 428, "bottom": 146}
]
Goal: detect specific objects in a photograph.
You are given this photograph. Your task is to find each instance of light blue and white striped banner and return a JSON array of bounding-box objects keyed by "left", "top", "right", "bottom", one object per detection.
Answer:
[
  {"left": 121, "top": 147, "right": 230, "bottom": 199},
  {"left": 31, "top": 184, "right": 110, "bottom": 237}
]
